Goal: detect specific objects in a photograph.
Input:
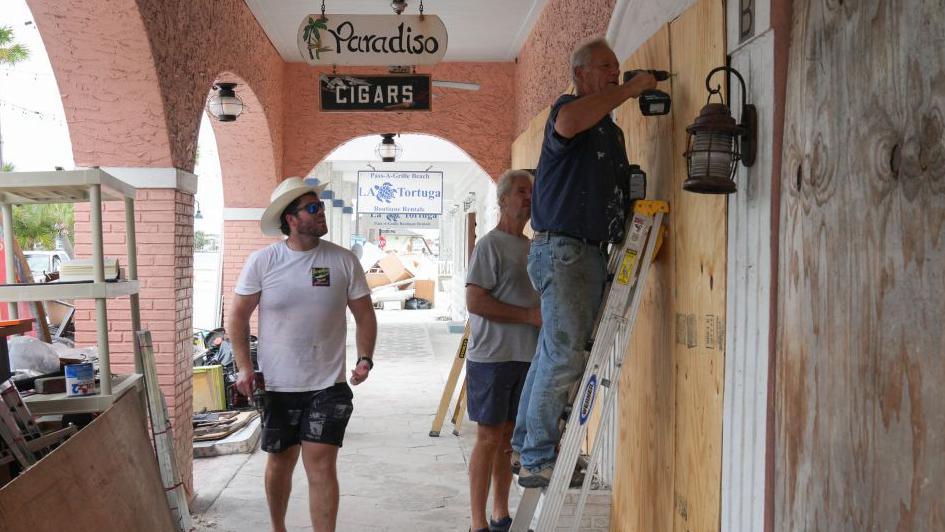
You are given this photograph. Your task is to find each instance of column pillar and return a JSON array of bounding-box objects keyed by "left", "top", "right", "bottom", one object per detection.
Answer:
[{"left": 73, "top": 167, "right": 197, "bottom": 496}]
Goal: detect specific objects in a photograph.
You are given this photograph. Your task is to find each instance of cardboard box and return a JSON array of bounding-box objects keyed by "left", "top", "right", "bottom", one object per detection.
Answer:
[
  {"left": 378, "top": 253, "right": 414, "bottom": 283},
  {"left": 414, "top": 279, "right": 435, "bottom": 304},
  {"left": 366, "top": 272, "right": 391, "bottom": 289}
]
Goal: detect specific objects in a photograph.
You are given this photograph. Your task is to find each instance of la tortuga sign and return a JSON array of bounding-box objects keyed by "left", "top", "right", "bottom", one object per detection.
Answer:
[{"left": 298, "top": 14, "right": 448, "bottom": 66}]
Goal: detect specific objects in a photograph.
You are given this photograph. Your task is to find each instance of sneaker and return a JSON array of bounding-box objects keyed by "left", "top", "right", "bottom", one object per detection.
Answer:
[
  {"left": 517, "top": 465, "right": 553, "bottom": 488},
  {"left": 489, "top": 516, "right": 512, "bottom": 532},
  {"left": 517, "top": 463, "right": 586, "bottom": 489},
  {"left": 510, "top": 451, "right": 521, "bottom": 475}
]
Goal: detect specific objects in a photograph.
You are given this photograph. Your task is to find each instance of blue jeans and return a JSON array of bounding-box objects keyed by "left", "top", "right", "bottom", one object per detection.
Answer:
[{"left": 511, "top": 233, "right": 606, "bottom": 472}]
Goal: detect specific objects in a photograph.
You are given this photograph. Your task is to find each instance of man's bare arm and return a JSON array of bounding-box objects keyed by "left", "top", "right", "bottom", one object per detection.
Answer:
[
  {"left": 347, "top": 295, "right": 377, "bottom": 385},
  {"left": 228, "top": 292, "right": 260, "bottom": 396},
  {"left": 466, "top": 284, "right": 541, "bottom": 328},
  {"left": 555, "top": 73, "right": 657, "bottom": 138}
]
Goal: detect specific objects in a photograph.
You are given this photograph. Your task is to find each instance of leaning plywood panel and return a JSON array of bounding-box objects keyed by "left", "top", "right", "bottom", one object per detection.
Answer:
[
  {"left": 0, "top": 391, "right": 176, "bottom": 532},
  {"left": 611, "top": 24, "right": 677, "bottom": 532},
  {"left": 668, "top": 0, "right": 728, "bottom": 530},
  {"left": 511, "top": 107, "right": 550, "bottom": 172},
  {"left": 777, "top": 1, "right": 945, "bottom": 530}
]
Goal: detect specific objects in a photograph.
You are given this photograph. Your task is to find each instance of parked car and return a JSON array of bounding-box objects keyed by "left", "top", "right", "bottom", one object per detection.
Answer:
[{"left": 24, "top": 250, "right": 69, "bottom": 283}]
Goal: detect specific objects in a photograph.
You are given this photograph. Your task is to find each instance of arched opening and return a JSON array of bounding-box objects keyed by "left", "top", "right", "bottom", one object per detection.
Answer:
[
  {"left": 311, "top": 133, "right": 496, "bottom": 322},
  {"left": 193, "top": 113, "right": 224, "bottom": 331}
]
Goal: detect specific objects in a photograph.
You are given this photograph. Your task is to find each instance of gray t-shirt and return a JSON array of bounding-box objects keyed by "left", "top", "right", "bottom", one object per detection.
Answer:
[{"left": 465, "top": 229, "right": 539, "bottom": 363}]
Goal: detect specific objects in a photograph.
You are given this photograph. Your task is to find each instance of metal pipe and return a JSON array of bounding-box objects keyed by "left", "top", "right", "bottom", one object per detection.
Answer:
[
  {"left": 125, "top": 197, "right": 142, "bottom": 374},
  {"left": 90, "top": 184, "right": 111, "bottom": 394},
  {"left": 1, "top": 203, "right": 16, "bottom": 318}
]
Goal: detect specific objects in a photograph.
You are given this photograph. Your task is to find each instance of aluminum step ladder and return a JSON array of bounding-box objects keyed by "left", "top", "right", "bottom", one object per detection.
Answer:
[{"left": 510, "top": 200, "right": 669, "bottom": 532}]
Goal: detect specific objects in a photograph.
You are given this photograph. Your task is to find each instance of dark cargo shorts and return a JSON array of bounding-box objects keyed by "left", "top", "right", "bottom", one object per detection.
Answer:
[
  {"left": 260, "top": 382, "right": 354, "bottom": 453},
  {"left": 465, "top": 360, "right": 530, "bottom": 426}
]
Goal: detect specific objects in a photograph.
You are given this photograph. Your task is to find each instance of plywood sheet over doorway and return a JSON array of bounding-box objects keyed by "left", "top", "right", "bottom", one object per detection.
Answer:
[
  {"left": 776, "top": 1, "right": 945, "bottom": 530},
  {"left": 667, "top": 1, "right": 728, "bottom": 531},
  {"left": 508, "top": 0, "right": 728, "bottom": 529},
  {"left": 612, "top": 24, "right": 676, "bottom": 532}
]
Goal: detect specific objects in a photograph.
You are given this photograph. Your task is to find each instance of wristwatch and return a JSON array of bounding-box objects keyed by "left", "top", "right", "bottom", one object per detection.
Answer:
[{"left": 357, "top": 356, "right": 374, "bottom": 370}]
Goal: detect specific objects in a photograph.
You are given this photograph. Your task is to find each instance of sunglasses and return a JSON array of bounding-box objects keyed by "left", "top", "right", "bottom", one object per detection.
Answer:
[{"left": 294, "top": 200, "right": 325, "bottom": 215}]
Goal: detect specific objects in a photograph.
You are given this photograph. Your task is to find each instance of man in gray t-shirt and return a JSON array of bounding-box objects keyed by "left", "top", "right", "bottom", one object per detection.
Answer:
[{"left": 464, "top": 169, "right": 541, "bottom": 532}]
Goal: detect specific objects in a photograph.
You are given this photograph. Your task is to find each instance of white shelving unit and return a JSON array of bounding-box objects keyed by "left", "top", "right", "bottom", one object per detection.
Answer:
[{"left": 0, "top": 168, "right": 144, "bottom": 414}]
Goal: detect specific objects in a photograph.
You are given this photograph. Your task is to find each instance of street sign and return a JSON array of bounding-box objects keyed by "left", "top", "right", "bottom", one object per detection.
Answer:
[
  {"left": 357, "top": 170, "right": 443, "bottom": 215},
  {"left": 320, "top": 74, "right": 431, "bottom": 112},
  {"left": 298, "top": 14, "right": 448, "bottom": 66}
]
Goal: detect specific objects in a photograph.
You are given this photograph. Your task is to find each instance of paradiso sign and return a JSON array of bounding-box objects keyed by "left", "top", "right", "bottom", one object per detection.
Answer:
[
  {"left": 357, "top": 170, "right": 443, "bottom": 215},
  {"left": 298, "top": 14, "right": 448, "bottom": 66}
]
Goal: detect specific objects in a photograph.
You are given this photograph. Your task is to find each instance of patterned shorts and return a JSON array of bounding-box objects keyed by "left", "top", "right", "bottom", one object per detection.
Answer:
[{"left": 260, "top": 382, "right": 354, "bottom": 452}]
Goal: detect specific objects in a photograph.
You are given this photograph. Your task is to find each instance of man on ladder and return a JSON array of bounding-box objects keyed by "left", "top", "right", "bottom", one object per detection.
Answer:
[
  {"left": 464, "top": 169, "right": 542, "bottom": 532},
  {"left": 512, "top": 36, "right": 657, "bottom": 489}
]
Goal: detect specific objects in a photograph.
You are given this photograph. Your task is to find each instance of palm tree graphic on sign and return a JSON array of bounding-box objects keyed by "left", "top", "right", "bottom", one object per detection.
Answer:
[{"left": 302, "top": 16, "right": 332, "bottom": 60}]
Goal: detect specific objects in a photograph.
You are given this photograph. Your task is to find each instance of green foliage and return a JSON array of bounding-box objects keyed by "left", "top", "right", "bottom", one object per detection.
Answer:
[
  {"left": 302, "top": 16, "right": 330, "bottom": 59},
  {"left": 13, "top": 203, "right": 74, "bottom": 251},
  {"left": 0, "top": 26, "right": 29, "bottom": 66},
  {"left": 194, "top": 230, "right": 208, "bottom": 251},
  {"left": 1, "top": 162, "right": 14, "bottom": 172}
]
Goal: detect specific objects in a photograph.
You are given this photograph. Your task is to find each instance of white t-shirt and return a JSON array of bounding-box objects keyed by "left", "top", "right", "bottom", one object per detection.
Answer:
[{"left": 234, "top": 240, "right": 370, "bottom": 392}]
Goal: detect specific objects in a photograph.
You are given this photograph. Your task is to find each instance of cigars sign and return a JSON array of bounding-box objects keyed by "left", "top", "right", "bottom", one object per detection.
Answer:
[{"left": 298, "top": 14, "right": 448, "bottom": 66}]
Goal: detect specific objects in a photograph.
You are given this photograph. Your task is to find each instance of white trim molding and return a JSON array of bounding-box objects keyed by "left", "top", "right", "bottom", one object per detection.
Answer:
[
  {"left": 223, "top": 208, "right": 265, "bottom": 221},
  {"left": 98, "top": 167, "right": 198, "bottom": 195}
]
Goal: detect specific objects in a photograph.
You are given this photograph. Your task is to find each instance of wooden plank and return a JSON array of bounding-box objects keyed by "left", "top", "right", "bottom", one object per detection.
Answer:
[
  {"left": 611, "top": 24, "right": 677, "bottom": 532},
  {"left": 511, "top": 107, "right": 550, "bottom": 171},
  {"left": 668, "top": 0, "right": 728, "bottom": 531},
  {"left": 776, "top": 1, "right": 945, "bottom": 530},
  {"left": 0, "top": 391, "right": 176, "bottom": 531}
]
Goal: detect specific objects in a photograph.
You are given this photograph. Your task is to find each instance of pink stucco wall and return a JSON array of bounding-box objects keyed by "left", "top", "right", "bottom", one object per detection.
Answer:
[
  {"left": 27, "top": 0, "right": 284, "bottom": 176},
  {"left": 280, "top": 62, "right": 516, "bottom": 186},
  {"left": 210, "top": 76, "right": 282, "bottom": 208},
  {"left": 513, "top": 0, "right": 616, "bottom": 136}
]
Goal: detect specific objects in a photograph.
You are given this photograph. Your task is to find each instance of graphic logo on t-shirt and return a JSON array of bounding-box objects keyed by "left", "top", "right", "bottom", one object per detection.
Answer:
[{"left": 312, "top": 267, "right": 331, "bottom": 286}]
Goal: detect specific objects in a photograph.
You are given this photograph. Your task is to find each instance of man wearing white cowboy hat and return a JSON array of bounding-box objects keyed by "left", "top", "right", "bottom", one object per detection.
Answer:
[{"left": 229, "top": 176, "right": 377, "bottom": 532}]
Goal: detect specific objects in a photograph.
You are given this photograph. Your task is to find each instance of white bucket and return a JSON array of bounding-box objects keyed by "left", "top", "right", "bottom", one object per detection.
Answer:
[{"left": 64, "top": 363, "right": 96, "bottom": 396}]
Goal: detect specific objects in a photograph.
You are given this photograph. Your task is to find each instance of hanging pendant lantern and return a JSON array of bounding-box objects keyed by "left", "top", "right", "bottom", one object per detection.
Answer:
[
  {"left": 207, "top": 82, "right": 244, "bottom": 122},
  {"left": 375, "top": 133, "right": 402, "bottom": 162},
  {"left": 682, "top": 66, "right": 756, "bottom": 194}
]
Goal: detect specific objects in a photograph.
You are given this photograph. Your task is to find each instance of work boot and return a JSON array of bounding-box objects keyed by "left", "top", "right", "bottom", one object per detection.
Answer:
[
  {"left": 517, "top": 463, "right": 585, "bottom": 489},
  {"left": 510, "top": 450, "right": 521, "bottom": 475}
]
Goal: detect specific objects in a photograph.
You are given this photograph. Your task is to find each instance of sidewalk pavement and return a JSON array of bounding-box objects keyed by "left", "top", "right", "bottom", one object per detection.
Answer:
[{"left": 191, "top": 308, "right": 520, "bottom": 531}]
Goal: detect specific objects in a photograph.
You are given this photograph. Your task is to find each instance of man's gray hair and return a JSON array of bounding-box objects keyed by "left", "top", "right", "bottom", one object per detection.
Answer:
[
  {"left": 496, "top": 169, "right": 534, "bottom": 202},
  {"left": 570, "top": 37, "right": 611, "bottom": 84}
]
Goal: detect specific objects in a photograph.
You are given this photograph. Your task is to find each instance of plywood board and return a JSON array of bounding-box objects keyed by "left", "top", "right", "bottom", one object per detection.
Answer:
[
  {"left": 0, "top": 391, "right": 176, "bottom": 532},
  {"left": 611, "top": 24, "right": 677, "bottom": 532},
  {"left": 776, "top": 1, "right": 945, "bottom": 530},
  {"left": 511, "top": 107, "right": 550, "bottom": 171},
  {"left": 668, "top": 0, "right": 728, "bottom": 531}
]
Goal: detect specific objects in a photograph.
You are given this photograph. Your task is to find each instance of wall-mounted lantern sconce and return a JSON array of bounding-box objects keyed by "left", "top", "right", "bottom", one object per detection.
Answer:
[
  {"left": 194, "top": 199, "right": 203, "bottom": 220},
  {"left": 462, "top": 191, "right": 476, "bottom": 211},
  {"left": 375, "top": 133, "right": 402, "bottom": 162},
  {"left": 682, "top": 66, "right": 757, "bottom": 194},
  {"left": 207, "top": 82, "right": 244, "bottom": 122}
]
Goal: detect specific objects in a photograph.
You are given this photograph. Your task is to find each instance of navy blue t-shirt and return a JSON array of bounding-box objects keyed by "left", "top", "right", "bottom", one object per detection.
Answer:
[{"left": 530, "top": 94, "right": 642, "bottom": 243}]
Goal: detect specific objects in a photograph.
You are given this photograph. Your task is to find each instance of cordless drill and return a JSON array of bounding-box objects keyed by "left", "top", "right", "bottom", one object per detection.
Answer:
[
  {"left": 252, "top": 371, "right": 266, "bottom": 413},
  {"left": 623, "top": 69, "right": 672, "bottom": 116}
]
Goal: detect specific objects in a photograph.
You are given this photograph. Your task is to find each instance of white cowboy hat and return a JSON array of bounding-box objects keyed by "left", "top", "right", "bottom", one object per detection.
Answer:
[{"left": 260, "top": 177, "right": 328, "bottom": 236}]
